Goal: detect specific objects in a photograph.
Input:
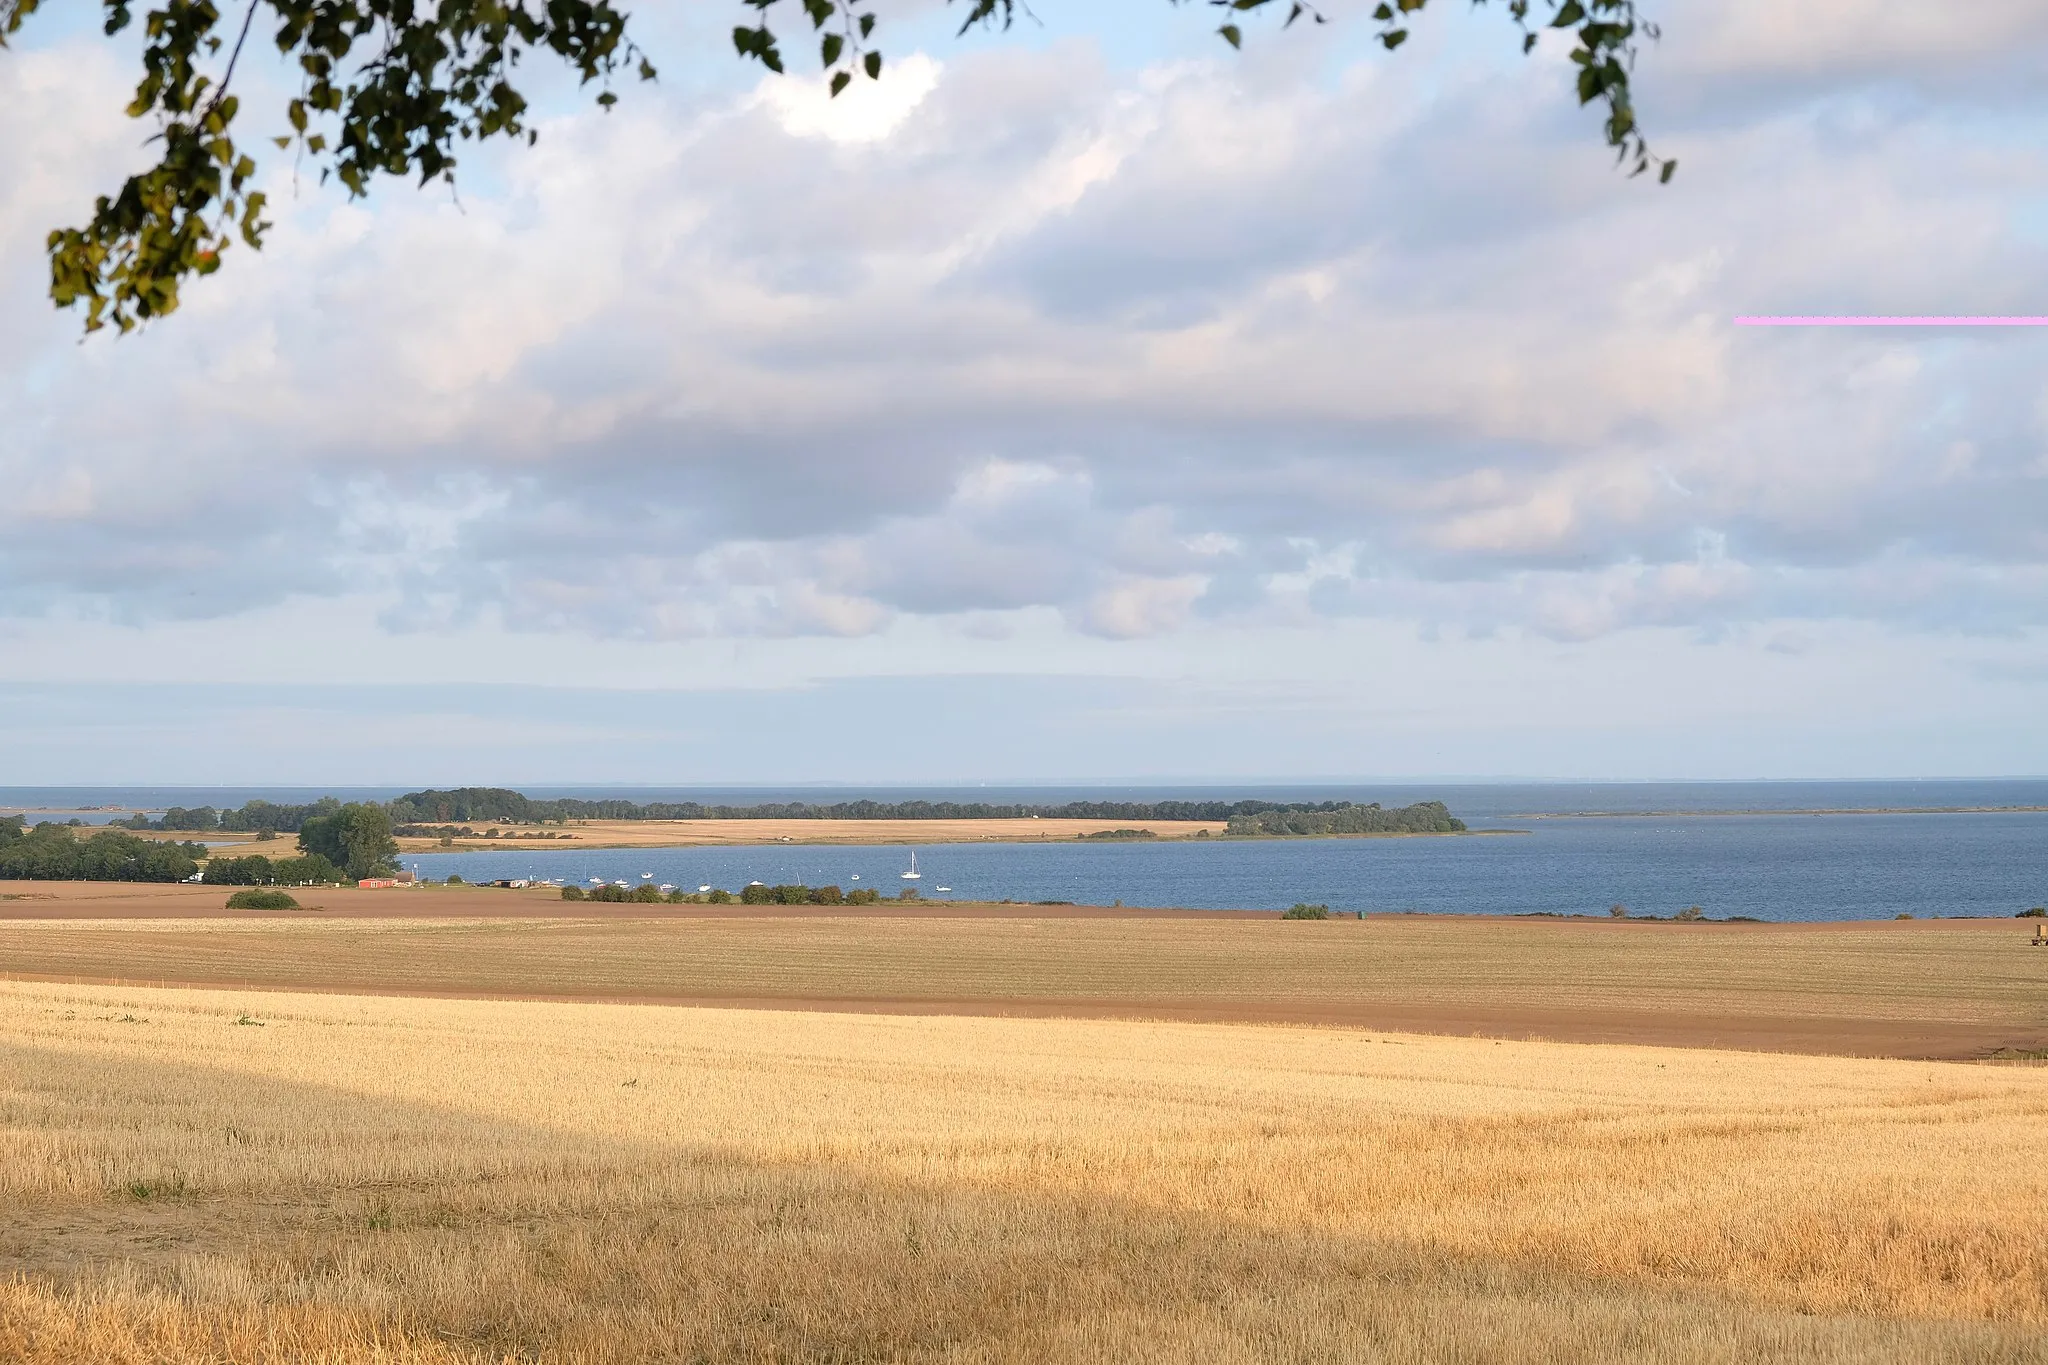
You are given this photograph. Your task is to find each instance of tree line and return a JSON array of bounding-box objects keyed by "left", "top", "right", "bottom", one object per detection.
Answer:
[
  {"left": 386, "top": 787, "right": 1458, "bottom": 826},
  {"left": 1224, "top": 802, "right": 1467, "bottom": 837},
  {"left": 6, "top": 802, "right": 400, "bottom": 884},
  {"left": 0, "top": 817, "right": 209, "bottom": 881},
  {"left": 120, "top": 787, "right": 1468, "bottom": 830},
  {"left": 564, "top": 883, "right": 894, "bottom": 906}
]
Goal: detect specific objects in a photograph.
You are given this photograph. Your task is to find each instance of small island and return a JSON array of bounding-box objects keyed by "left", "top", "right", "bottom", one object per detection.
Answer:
[{"left": 1225, "top": 801, "right": 1466, "bottom": 837}]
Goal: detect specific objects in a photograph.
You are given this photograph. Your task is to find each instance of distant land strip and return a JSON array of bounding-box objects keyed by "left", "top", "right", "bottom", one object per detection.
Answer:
[
  {"left": 111, "top": 788, "right": 1470, "bottom": 839},
  {"left": 1511, "top": 806, "right": 2048, "bottom": 819}
]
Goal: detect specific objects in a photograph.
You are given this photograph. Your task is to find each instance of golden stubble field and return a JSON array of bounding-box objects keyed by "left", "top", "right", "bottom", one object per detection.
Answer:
[{"left": 2, "top": 980, "right": 2048, "bottom": 1364}]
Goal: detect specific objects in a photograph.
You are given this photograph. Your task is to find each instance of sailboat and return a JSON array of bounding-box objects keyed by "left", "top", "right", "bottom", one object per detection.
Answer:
[{"left": 900, "top": 852, "right": 922, "bottom": 881}]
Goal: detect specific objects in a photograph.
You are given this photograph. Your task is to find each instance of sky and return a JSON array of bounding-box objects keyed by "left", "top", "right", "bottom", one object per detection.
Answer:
[{"left": 4, "top": 0, "right": 2048, "bottom": 785}]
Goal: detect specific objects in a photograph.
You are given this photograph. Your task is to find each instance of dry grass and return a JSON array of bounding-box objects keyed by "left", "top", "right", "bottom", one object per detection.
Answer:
[
  {"left": 0, "top": 912, "right": 2043, "bottom": 1055},
  {"left": 2, "top": 980, "right": 2047, "bottom": 1363},
  {"left": 392, "top": 817, "right": 1230, "bottom": 851}
]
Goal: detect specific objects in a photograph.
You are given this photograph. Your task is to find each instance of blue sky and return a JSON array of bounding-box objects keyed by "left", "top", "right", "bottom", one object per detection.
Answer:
[{"left": 4, "top": 1, "right": 2048, "bottom": 785}]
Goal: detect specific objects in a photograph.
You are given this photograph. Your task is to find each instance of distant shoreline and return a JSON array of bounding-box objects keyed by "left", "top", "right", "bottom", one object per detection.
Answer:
[
  {"left": 396, "top": 823, "right": 1518, "bottom": 854},
  {"left": 1508, "top": 806, "right": 2048, "bottom": 819}
]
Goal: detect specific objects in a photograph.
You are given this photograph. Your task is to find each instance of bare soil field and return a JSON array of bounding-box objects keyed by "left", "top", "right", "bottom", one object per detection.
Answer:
[
  {"left": 1, "top": 884, "right": 2042, "bottom": 1058},
  {"left": 2, "top": 981, "right": 2045, "bottom": 1364}
]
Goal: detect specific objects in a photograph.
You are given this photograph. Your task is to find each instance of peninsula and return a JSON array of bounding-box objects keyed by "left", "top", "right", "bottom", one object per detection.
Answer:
[{"left": 96, "top": 789, "right": 1472, "bottom": 854}]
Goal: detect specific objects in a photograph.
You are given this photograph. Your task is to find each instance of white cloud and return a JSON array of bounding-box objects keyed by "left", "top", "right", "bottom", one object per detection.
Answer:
[
  {"left": 757, "top": 52, "right": 943, "bottom": 143},
  {"left": 3, "top": 5, "right": 2048, "bottom": 673}
]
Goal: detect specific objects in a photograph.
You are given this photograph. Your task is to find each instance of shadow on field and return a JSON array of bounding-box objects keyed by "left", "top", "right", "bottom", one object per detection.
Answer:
[{"left": 1, "top": 1038, "right": 2042, "bottom": 1365}]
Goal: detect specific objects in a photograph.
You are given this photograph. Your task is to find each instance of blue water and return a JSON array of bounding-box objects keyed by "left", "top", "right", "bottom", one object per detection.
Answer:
[{"left": 403, "top": 810, "right": 2048, "bottom": 922}]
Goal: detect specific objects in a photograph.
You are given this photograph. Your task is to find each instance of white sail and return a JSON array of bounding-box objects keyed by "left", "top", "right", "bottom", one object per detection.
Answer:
[{"left": 900, "top": 851, "right": 922, "bottom": 880}]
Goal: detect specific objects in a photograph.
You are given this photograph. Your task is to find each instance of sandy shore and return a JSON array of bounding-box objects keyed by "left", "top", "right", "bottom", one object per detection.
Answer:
[{"left": 392, "top": 816, "right": 1241, "bottom": 851}]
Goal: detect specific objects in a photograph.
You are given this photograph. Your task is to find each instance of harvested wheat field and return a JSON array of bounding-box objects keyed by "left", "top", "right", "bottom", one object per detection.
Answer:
[
  {"left": 0, "top": 908, "right": 2042, "bottom": 1057},
  {"left": 1, "top": 980, "right": 2045, "bottom": 1364}
]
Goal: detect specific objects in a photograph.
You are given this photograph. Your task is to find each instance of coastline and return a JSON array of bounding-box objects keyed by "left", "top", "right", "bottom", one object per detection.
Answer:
[{"left": 1511, "top": 806, "right": 2048, "bottom": 818}]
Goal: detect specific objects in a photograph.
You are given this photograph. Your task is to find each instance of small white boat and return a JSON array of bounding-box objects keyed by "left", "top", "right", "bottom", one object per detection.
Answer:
[
  {"left": 850, "top": 874, "right": 860, "bottom": 881},
  {"left": 698, "top": 884, "right": 712, "bottom": 893},
  {"left": 640, "top": 872, "right": 653, "bottom": 880},
  {"left": 658, "top": 884, "right": 675, "bottom": 893},
  {"left": 588, "top": 877, "right": 605, "bottom": 885},
  {"left": 747, "top": 880, "right": 764, "bottom": 887},
  {"left": 901, "top": 852, "right": 922, "bottom": 881},
  {"left": 934, "top": 886, "right": 951, "bottom": 893}
]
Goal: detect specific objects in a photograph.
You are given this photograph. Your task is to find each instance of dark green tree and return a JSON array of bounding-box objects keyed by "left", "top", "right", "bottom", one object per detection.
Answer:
[
  {"left": 297, "top": 802, "right": 398, "bottom": 879},
  {"left": 2, "top": 0, "right": 1668, "bottom": 336}
]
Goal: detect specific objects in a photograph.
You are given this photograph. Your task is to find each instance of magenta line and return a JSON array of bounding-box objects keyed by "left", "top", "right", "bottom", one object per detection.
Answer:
[{"left": 1735, "top": 316, "right": 2048, "bottom": 327}]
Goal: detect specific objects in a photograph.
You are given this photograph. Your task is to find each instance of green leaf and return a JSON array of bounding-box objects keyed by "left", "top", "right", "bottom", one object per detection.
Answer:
[
  {"left": 863, "top": 50, "right": 881, "bottom": 79},
  {"left": 829, "top": 69, "right": 850, "bottom": 96},
  {"left": 1218, "top": 23, "right": 1241, "bottom": 48}
]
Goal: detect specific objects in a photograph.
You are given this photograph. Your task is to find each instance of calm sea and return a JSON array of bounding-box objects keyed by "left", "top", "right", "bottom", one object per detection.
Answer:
[
  {"left": 405, "top": 810, "right": 2048, "bottom": 922},
  {"left": 8, "top": 783, "right": 2046, "bottom": 921}
]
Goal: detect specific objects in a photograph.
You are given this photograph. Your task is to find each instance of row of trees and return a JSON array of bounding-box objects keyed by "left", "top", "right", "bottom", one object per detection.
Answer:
[
  {"left": 201, "top": 853, "right": 350, "bottom": 886},
  {"left": 11, "top": 802, "right": 395, "bottom": 888},
  {"left": 562, "top": 883, "right": 896, "bottom": 905},
  {"left": 1225, "top": 802, "right": 1468, "bottom": 837},
  {"left": 127, "top": 796, "right": 366, "bottom": 836},
  {"left": 122, "top": 787, "right": 1472, "bottom": 833},
  {"left": 0, "top": 818, "right": 208, "bottom": 882},
  {"left": 390, "top": 787, "right": 1453, "bottom": 826}
]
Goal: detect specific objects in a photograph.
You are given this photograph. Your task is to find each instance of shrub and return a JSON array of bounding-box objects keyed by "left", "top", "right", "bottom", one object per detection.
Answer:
[
  {"left": 706, "top": 888, "right": 734, "bottom": 904},
  {"left": 446, "top": 874, "right": 464, "bottom": 885},
  {"left": 1895, "top": 913, "right": 1914, "bottom": 920},
  {"left": 740, "top": 884, "right": 775, "bottom": 904},
  {"left": 1281, "top": 903, "right": 1330, "bottom": 920},
  {"left": 1608, "top": 903, "right": 1628, "bottom": 919},
  {"left": 1676, "top": 905, "right": 1704, "bottom": 922},
  {"left": 2020, "top": 907, "right": 2047, "bottom": 918},
  {"left": 630, "top": 883, "right": 663, "bottom": 903},
  {"left": 225, "top": 888, "right": 299, "bottom": 910},
  {"left": 847, "top": 888, "right": 880, "bottom": 905},
  {"left": 897, "top": 887, "right": 920, "bottom": 901},
  {"left": 560, "top": 885, "right": 586, "bottom": 901},
  {"left": 809, "top": 885, "right": 844, "bottom": 905}
]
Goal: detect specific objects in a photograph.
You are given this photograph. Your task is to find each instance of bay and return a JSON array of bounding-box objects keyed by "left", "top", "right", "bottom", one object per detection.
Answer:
[{"left": 404, "top": 809, "right": 2048, "bottom": 922}]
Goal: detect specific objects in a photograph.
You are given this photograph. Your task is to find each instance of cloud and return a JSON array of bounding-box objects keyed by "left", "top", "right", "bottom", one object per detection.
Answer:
[
  {"left": 3, "top": 4, "right": 2048, "bottom": 657},
  {"left": 757, "top": 52, "right": 943, "bottom": 143}
]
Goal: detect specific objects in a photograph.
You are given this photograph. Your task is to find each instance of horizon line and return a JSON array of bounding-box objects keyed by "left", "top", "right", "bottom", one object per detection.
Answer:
[{"left": 1735, "top": 316, "right": 2048, "bottom": 327}]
